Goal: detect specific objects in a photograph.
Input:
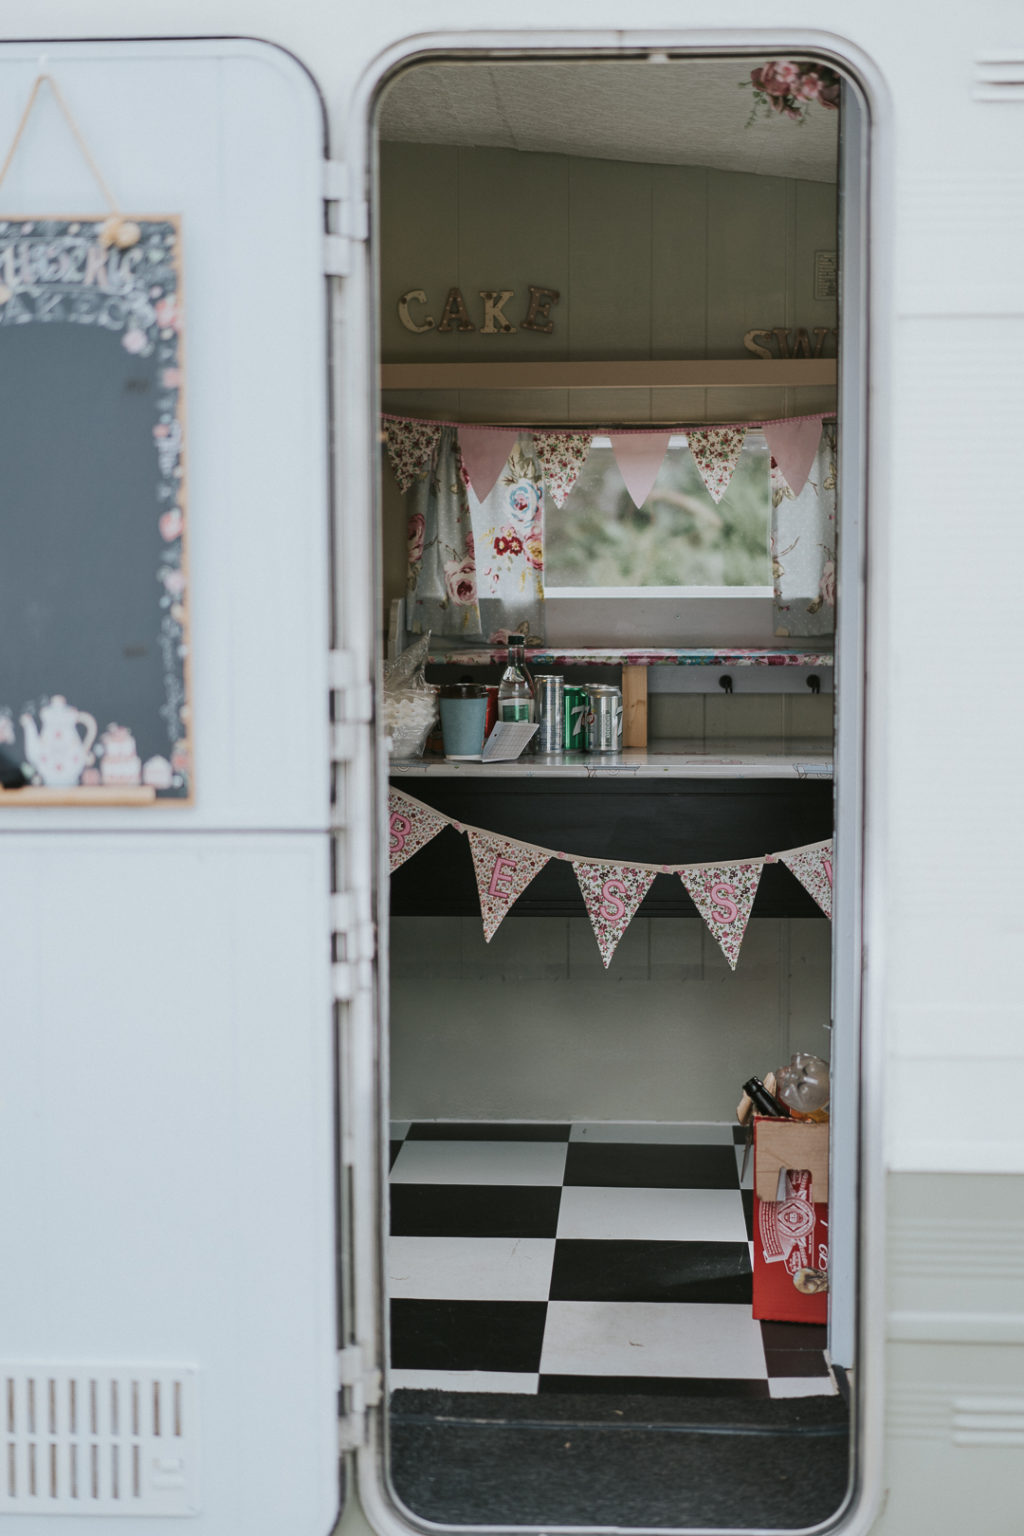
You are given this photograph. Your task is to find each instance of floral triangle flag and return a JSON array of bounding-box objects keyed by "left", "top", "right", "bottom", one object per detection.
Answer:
[
  {"left": 679, "top": 861, "right": 763, "bottom": 970},
  {"left": 467, "top": 829, "right": 551, "bottom": 941},
  {"left": 387, "top": 789, "right": 450, "bottom": 872},
  {"left": 763, "top": 417, "right": 823, "bottom": 498},
  {"left": 610, "top": 432, "right": 672, "bottom": 509},
  {"left": 532, "top": 430, "right": 592, "bottom": 507},
  {"left": 384, "top": 418, "right": 443, "bottom": 493},
  {"left": 778, "top": 840, "right": 833, "bottom": 918},
  {"left": 687, "top": 426, "right": 746, "bottom": 504},
  {"left": 574, "top": 861, "right": 656, "bottom": 967},
  {"left": 458, "top": 426, "right": 519, "bottom": 502}
]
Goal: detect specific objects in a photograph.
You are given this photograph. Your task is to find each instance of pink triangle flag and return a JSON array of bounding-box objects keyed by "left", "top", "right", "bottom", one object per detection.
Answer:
[
  {"left": 610, "top": 433, "right": 672, "bottom": 509},
  {"left": 458, "top": 427, "right": 519, "bottom": 502},
  {"left": 387, "top": 789, "right": 450, "bottom": 872},
  {"left": 687, "top": 426, "right": 746, "bottom": 504},
  {"left": 384, "top": 418, "right": 443, "bottom": 493},
  {"left": 467, "top": 829, "right": 551, "bottom": 941},
  {"left": 763, "top": 418, "right": 823, "bottom": 498},
  {"left": 679, "top": 861, "right": 763, "bottom": 970},
  {"left": 778, "top": 840, "right": 833, "bottom": 918},
  {"left": 574, "top": 861, "right": 656, "bottom": 967},
  {"left": 533, "top": 430, "right": 592, "bottom": 507}
]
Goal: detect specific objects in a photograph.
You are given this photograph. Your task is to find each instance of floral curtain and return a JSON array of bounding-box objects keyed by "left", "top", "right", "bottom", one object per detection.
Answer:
[
  {"left": 771, "top": 424, "right": 837, "bottom": 638},
  {"left": 468, "top": 434, "right": 545, "bottom": 642},
  {"left": 406, "top": 427, "right": 481, "bottom": 638},
  {"left": 405, "top": 429, "right": 546, "bottom": 642}
]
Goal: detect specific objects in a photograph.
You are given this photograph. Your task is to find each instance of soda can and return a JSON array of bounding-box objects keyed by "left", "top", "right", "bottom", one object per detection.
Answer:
[
  {"left": 534, "top": 675, "right": 565, "bottom": 753},
  {"left": 584, "top": 685, "right": 623, "bottom": 753},
  {"left": 563, "top": 686, "right": 588, "bottom": 752}
]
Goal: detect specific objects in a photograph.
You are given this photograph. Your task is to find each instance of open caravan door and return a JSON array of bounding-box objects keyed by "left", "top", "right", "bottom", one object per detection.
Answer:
[{"left": 0, "top": 38, "right": 364, "bottom": 1535}]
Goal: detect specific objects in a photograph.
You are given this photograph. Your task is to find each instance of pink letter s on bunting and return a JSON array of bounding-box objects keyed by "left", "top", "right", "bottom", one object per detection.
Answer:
[
  {"left": 573, "top": 861, "right": 656, "bottom": 968},
  {"left": 680, "top": 862, "right": 763, "bottom": 970},
  {"left": 467, "top": 829, "right": 551, "bottom": 942},
  {"left": 386, "top": 788, "right": 450, "bottom": 873}
]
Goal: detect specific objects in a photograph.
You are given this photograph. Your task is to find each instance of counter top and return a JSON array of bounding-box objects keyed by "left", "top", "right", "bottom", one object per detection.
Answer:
[
  {"left": 426, "top": 646, "right": 834, "bottom": 668},
  {"left": 389, "top": 739, "right": 833, "bottom": 781}
]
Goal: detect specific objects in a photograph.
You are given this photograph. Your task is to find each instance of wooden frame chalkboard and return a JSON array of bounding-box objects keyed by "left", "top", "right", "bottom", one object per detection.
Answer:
[{"left": 0, "top": 214, "right": 191, "bottom": 803}]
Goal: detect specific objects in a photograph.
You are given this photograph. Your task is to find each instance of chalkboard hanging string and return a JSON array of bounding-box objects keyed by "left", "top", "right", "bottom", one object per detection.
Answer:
[{"left": 0, "top": 74, "right": 140, "bottom": 248}]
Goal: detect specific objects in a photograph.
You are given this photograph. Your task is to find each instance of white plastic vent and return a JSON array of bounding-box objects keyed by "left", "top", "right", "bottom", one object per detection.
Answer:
[
  {"left": 974, "top": 58, "right": 1024, "bottom": 101},
  {"left": 1, "top": 1365, "right": 199, "bottom": 1516}
]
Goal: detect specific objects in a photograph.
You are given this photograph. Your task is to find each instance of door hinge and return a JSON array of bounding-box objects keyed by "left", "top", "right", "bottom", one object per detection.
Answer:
[
  {"left": 323, "top": 160, "right": 369, "bottom": 280},
  {"left": 329, "top": 649, "right": 374, "bottom": 724},
  {"left": 331, "top": 892, "right": 377, "bottom": 962},
  {"left": 338, "top": 1342, "right": 382, "bottom": 1454}
]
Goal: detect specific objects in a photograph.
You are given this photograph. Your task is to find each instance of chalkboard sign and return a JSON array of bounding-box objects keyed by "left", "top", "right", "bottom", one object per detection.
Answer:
[{"left": 0, "top": 215, "right": 191, "bottom": 802}]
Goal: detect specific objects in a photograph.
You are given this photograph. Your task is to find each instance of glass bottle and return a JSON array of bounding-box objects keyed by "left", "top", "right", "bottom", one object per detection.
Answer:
[{"left": 498, "top": 634, "right": 535, "bottom": 723}]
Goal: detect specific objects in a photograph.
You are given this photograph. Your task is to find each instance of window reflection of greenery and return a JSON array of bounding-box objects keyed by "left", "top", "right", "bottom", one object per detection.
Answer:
[{"left": 544, "top": 441, "right": 772, "bottom": 587}]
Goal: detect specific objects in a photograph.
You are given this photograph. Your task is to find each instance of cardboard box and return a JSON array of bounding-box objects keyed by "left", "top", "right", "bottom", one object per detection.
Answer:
[{"left": 752, "top": 1116, "right": 829, "bottom": 1325}]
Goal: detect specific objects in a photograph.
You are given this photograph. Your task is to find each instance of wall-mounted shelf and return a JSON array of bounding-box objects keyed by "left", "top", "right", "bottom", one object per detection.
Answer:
[
  {"left": 426, "top": 646, "right": 834, "bottom": 668},
  {"left": 381, "top": 359, "right": 836, "bottom": 391}
]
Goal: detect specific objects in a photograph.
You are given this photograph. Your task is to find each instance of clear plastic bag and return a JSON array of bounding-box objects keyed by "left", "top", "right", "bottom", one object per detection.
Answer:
[
  {"left": 382, "top": 632, "right": 438, "bottom": 758},
  {"left": 775, "top": 1052, "right": 830, "bottom": 1120}
]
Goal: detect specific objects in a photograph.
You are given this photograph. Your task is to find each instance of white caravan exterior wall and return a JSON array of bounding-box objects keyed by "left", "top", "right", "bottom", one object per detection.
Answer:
[{"left": 0, "top": 5, "right": 1021, "bottom": 1536}]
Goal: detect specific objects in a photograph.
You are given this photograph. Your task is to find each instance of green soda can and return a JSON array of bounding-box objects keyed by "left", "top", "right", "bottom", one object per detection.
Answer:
[{"left": 563, "top": 686, "right": 588, "bottom": 751}]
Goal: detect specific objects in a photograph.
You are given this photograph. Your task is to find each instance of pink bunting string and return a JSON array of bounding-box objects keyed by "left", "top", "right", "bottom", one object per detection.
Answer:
[
  {"left": 778, "top": 840, "right": 833, "bottom": 918},
  {"left": 458, "top": 426, "right": 519, "bottom": 502},
  {"left": 532, "top": 430, "right": 592, "bottom": 507},
  {"left": 383, "top": 418, "right": 443, "bottom": 493},
  {"left": 762, "top": 418, "right": 823, "bottom": 499},
  {"left": 679, "top": 862, "right": 763, "bottom": 971},
  {"left": 609, "top": 432, "right": 672, "bottom": 509},
  {"left": 573, "top": 861, "right": 656, "bottom": 967},
  {"left": 387, "top": 788, "right": 450, "bottom": 872},
  {"left": 687, "top": 427, "right": 746, "bottom": 504},
  {"left": 466, "top": 829, "right": 551, "bottom": 941}
]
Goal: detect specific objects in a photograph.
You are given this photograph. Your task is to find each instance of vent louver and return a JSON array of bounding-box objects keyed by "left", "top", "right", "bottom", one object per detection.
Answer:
[
  {"left": 974, "top": 59, "right": 1024, "bottom": 101},
  {"left": 1, "top": 1365, "right": 198, "bottom": 1516}
]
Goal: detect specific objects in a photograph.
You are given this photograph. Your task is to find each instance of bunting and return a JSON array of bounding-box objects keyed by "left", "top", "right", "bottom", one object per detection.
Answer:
[
  {"left": 467, "top": 829, "right": 552, "bottom": 941},
  {"left": 458, "top": 426, "right": 518, "bottom": 502},
  {"left": 687, "top": 427, "right": 747, "bottom": 504},
  {"left": 610, "top": 432, "right": 672, "bottom": 509},
  {"left": 763, "top": 417, "right": 823, "bottom": 498},
  {"left": 387, "top": 788, "right": 450, "bottom": 871},
  {"left": 777, "top": 840, "right": 833, "bottom": 918},
  {"left": 574, "top": 861, "right": 656, "bottom": 967},
  {"left": 388, "top": 790, "right": 831, "bottom": 966},
  {"left": 679, "top": 862, "right": 764, "bottom": 971},
  {"left": 532, "top": 430, "right": 592, "bottom": 507},
  {"left": 384, "top": 418, "right": 443, "bottom": 492}
]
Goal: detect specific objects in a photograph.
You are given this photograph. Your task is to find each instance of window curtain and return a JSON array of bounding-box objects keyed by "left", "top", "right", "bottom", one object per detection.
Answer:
[
  {"left": 406, "top": 429, "right": 546, "bottom": 642},
  {"left": 771, "top": 424, "right": 837, "bottom": 638}
]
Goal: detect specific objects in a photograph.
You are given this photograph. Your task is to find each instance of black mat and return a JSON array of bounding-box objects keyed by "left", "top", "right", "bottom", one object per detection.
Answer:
[{"left": 388, "top": 1389, "right": 850, "bottom": 1528}]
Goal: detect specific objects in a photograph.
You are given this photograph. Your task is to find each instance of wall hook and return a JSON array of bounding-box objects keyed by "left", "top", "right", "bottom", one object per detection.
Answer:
[
  {"left": 806, "top": 674, "right": 821, "bottom": 695},
  {"left": 718, "top": 674, "right": 733, "bottom": 695}
]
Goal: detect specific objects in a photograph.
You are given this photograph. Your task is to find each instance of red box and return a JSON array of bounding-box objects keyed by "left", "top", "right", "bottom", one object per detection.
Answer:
[{"left": 751, "top": 1117, "right": 829, "bottom": 1325}]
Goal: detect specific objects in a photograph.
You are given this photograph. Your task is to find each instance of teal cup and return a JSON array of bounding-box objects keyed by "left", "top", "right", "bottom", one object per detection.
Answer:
[{"left": 440, "top": 684, "right": 488, "bottom": 760}]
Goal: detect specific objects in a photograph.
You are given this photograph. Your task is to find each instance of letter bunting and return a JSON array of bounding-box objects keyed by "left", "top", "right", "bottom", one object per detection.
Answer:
[{"left": 388, "top": 789, "right": 830, "bottom": 966}]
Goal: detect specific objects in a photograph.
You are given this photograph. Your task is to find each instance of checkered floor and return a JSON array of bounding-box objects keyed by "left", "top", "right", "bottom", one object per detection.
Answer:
[{"left": 388, "top": 1121, "right": 836, "bottom": 1399}]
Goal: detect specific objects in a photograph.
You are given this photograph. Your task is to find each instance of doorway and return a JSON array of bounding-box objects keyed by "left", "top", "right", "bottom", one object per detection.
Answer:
[{"left": 372, "top": 46, "right": 863, "bottom": 1532}]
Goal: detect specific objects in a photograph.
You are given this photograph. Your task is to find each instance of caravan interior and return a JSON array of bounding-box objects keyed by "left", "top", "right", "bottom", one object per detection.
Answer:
[{"left": 375, "top": 50, "right": 857, "bottom": 1530}]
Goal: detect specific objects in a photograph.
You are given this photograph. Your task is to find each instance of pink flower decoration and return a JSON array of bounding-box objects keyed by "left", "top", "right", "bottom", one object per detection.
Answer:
[
  {"left": 162, "top": 367, "right": 182, "bottom": 388},
  {"left": 407, "top": 511, "right": 426, "bottom": 564},
  {"left": 443, "top": 557, "right": 477, "bottom": 607},
  {"left": 155, "top": 297, "right": 180, "bottom": 331},
  {"left": 162, "top": 568, "right": 186, "bottom": 598},
  {"left": 159, "top": 508, "right": 184, "bottom": 542},
  {"left": 121, "top": 328, "right": 148, "bottom": 354},
  {"left": 524, "top": 533, "right": 544, "bottom": 570}
]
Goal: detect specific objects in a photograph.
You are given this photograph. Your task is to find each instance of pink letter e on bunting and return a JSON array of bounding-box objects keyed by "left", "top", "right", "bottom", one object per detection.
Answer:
[
  {"left": 574, "top": 862, "right": 655, "bottom": 967},
  {"left": 680, "top": 862, "right": 763, "bottom": 970},
  {"left": 467, "top": 829, "right": 550, "bottom": 941},
  {"left": 387, "top": 788, "right": 449, "bottom": 873},
  {"left": 778, "top": 840, "right": 833, "bottom": 918}
]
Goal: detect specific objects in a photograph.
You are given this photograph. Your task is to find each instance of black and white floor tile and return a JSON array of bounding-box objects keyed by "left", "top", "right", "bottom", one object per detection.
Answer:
[{"left": 388, "top": 1121, "right": 836, "bottom": 1400}]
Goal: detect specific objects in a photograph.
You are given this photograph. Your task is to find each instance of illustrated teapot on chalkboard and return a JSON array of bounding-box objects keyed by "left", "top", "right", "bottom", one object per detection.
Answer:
[{"left": 20, "top": 696, "right": 98, "bottom": 787}]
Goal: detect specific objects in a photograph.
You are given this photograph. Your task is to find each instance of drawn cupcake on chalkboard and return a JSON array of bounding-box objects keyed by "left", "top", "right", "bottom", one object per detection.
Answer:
[{"left": 99, "top": 724, "right": 142, "bottom": 786}]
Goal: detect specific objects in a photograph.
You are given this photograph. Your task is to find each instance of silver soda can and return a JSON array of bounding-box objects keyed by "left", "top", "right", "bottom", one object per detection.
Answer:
[
  {"left": 585, "top": 685, "right": 623, "bottom": 753},
  {"left": 534, "top": 674, "right": 565, "bottom": 753},
  {"left": 563, "top": 686, "right": 588, "bottom": 751}
]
